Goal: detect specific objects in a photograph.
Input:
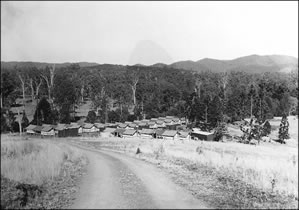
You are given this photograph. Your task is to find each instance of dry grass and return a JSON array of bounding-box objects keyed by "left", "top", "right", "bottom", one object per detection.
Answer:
[
  {"left": 77, "top": 126, "right": 298, "bottom": 199},
  {"left": 1, "top": 135, "right": 86, "bottom": 185}
]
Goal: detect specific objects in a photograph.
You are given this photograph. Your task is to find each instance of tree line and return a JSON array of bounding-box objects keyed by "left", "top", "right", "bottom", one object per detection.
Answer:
[{"left": 1, "top": 63, "right": 298, "bottom": 132}]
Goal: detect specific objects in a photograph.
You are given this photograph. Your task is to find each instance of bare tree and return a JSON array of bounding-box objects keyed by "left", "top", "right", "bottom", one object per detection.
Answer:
[
  {"left": 34, "top": 77, "right": 43, "bottom": 99},
  {"left": 126, "top": 68, "right": 140, "bottom": 108},
  {"left": 17, "top": 72, "right": 26, "bottom": 105},
  {"left": 41, "top": 64, "right": 56, "bottom": 103}
]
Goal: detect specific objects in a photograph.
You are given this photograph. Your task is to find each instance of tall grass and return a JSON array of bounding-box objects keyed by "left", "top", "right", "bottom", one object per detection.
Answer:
[{"left": 1, "top": 138, "right": 85, "bottom": 185}]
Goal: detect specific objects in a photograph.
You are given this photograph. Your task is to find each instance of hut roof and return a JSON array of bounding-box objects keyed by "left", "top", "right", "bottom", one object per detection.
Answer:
[
  {"left": 150, "top": 118, "right": 158, "bottom": 121},
  {"left": 123, "top": 129, "right": 137, "bottom": 135},
  {"left": 139, "top": 129, "right": 154, "bottom": 135},
  {"left": 155, "top": 129, "right": 165, "bottom": 135},
  {"left": 156, "top": 120, "right": 164, "bottom": 125},
  {"left": 192, "top": 128, "right": 213, "bottom": 135},
  {"left": 68, "top": 123, "right": 81, "bottom": 129},
  {"left": 138, "top": 122, "right": 147, "bottom": 127},
  {"left": 178, "top": 131, "right": 190, "bottom": 138},
  {"left": 94, "top": 123, "right": 105, "bottom": 128},
  {"left": 148, "top": 121, "right": 156, "bottom": 125},
  {"left": 103, "top": 127, "right": 116, "bottom": 133},
  {"left": 55, "top": 124, "right": 66, "bottom": 131},
  {"left": 25, "top": 124, "right": 36, "bottom": 130},
  {"left": 162, "top": 130, "right": 178, "bottom": 137},
  {"left": 118, "top": 123, "right": 128, "bottom": 128},
  {"left": 114, "top": 128, "right": 126, "bottom": 134},
  {"left": 42, "top": 126, "right": 54, "bottom": 132},
  {"left": 83, "top": 123, "right": 94, "bottom": 129},
  {"left": 166, "top": 116, "right": 175, "bottom": 119},
  {"left": 164, "top": 119, "right": 172, "bottom": 123},
  {"left": 32, "top": 126, "right": 43, "bottom": 132},
  {"left": 128, "top": 123, "right": 137, "bottom": 128}
]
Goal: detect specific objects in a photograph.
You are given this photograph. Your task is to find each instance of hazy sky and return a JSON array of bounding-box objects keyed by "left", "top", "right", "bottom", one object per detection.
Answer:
[{"left": 1, "top": 1, "right": 298, "bottom": 65}]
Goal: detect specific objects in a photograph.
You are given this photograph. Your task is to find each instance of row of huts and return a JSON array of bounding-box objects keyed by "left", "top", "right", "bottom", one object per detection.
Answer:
[{"left": 25, "top": 116, "right": 215, "bottom": 141}]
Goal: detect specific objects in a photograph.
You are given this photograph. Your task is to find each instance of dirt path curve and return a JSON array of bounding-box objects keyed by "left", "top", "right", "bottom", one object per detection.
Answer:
[{"left": 67, "top": 142, "right": 209, "bottom": 209}]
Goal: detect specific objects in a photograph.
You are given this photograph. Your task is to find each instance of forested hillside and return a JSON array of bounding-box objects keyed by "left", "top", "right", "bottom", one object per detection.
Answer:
[{"left": 1, "top": 60, "right": 298, "bottom": 132}]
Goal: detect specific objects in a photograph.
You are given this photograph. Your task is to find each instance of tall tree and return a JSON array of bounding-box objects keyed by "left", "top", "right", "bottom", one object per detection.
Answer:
[{"left": 41, "top": 64, "right": 56, "bottom": 104}]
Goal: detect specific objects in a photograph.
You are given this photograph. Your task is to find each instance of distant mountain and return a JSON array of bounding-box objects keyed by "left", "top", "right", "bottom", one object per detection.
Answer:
[
  {"left": 128, "top": 40, "right": 173, "bottom": 65},
  {"left": 170, "top": 54, "right": 298, "bottom": 73},
  {"left": 1, "top": 54, "right": 297, "bottom": 74},
  {"left": 1, "top": 61, "right": 99, "bottom": 70}
]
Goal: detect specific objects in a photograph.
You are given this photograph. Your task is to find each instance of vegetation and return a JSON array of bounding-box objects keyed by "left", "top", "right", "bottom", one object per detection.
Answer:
[
  {"left": 278, "top": 115, "right": 290, "bottom": 144},
  {"left": 1, "top": 62, "right": 298, "bottom": 131}
]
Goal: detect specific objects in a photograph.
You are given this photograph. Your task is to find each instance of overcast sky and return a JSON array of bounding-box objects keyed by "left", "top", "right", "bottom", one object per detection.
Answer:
[{"left": 1, "top": 1, "right": 298, "bottom": 65}]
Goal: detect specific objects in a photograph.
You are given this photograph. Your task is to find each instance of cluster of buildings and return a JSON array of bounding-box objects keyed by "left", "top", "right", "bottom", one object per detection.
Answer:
[{"left": 25, "top": 116, "right": 215, "bottom": 141}]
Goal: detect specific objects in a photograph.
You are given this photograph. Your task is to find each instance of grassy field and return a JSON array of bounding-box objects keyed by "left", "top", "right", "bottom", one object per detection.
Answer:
[
  {"left": 74, "top": 116, "right": 298, "bottom": 208},
  {"left": 1, "top": 134, "right": 88, "bottom": 209}
]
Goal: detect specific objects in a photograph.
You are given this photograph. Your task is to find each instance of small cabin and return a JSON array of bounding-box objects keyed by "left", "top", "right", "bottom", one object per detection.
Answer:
[
  {"left": 123, "top": 129, "right": 138, "bottom": 138},
  {"left": 32, "top": 125, "right": 43, "bottom": 135},
  {"left": 118, "top": 123, "right": 129, "bottom": 129},
  {"left": 178, "top": 131, "right": 191, "bottom": 140},
  {"left": 41, "top": 125, "right": 55, "bottom": 137},
  {"left": 55, "top": 124, "right": 67, "bottom": 137},
  {"left": 154, "top": 129, "right": 165, "bottom": 139},
  {"left": 94, "top": 123, "right": 106, "bottom": 132},
  {"left": 148, "top": 121, "right": 158, "bottom": 129},
  {"left": 191, "top": 128, "right": 214, "bottom": 141},
  {"left": 113, "top": 128, "right": 126, "bottom": 137},
  {"left": 139, "top": 129, "right": 154, "bottom": 139},
  {"left": 82, "top": 123, "right": 99, "bottom": 133},
  {"left": 161, "top": 130, "right": 178, "bottom": 140},
  {"left": 25, "top": 124, "right": 36, "bottom": 135}
]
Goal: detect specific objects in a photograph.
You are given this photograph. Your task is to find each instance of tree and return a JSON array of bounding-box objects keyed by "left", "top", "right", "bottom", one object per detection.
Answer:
[
  {"left": 262, "top": 120, "right": 271, "bottom": 137},
  {"left": 41, "top": 64, "right": 56, "bottom": 104},
  {"left": 126, "top": 67, "right": 140, "bottom": 109},
  {"left": 16, "top": 69, "right": 27, "bottom": 105},
  {"left": 31, "top": 97, "right": 54, "bottom": 125},
  {"left": 53, "top": 73, "right": 78, "bottom": 123},
  {"left": 278, "top": 115, "right": 289, "bottom": 144},
  {"left": 21, "top": 110, "right": 29, "bottom": 132},
  {"left": 86, "top": 110, "right": 97, "bottom": 123}
]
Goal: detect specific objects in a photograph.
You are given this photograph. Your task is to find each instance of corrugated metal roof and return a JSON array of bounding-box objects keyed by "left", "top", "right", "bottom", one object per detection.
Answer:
[
  {"left": 123, "top": 129, "right": 137, "bottom": 135},
  {"left": 118, "top": 124, "right": 128, "bottom": 128},
  {"left": 103, "top": 127, "right": 116, "bottom": 133},
  {"left": 32, "top": 126, "right": 43, "bottom": 132},
  {"left": 94, "top": 123, "right": 105, "bottom": 128},
  {"left": 139, "top": 129, "right": 154, "bottom": 135},
  {"left": 192, "top": 128, "right": 213, "bottom": 135},
  {"left": 162, "top": 130, "right": 178, "bottom": 137},
  {"left": 155, "top": 129, "right": 165, "bottom": 135},
  {"left": 25, "top": 124, "right": 36, "bottom": 130},
  {"left": 114, "top": 128, "right": 126, "bottom": 134},
  {"left": 41, "top": 126, "right": 54, "bottom": 132},
  {"left": 83, "top": 123, "right": 94, "bottom": 129}
]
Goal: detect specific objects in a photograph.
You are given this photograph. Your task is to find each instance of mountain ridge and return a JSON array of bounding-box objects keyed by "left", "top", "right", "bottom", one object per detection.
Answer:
[{"left": 1, "top": 54, "right": 297, "bottom": 73}]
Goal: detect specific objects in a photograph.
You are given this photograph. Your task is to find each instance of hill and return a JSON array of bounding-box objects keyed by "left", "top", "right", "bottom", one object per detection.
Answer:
[
  {"left": 1, "top": 61, "right": 99, "bottom": 70},
  {"left": 170, "top": 54, "right": 298, "bottom": 73}
]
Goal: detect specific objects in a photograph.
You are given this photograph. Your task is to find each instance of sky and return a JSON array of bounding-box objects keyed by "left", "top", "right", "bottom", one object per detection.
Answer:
[{"left": 1, "top": 1, "right": 298, "bottom": 65}]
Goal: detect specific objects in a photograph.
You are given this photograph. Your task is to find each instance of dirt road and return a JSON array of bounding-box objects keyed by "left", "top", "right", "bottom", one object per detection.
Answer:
[{"left": 68, "top": 143, "right": 209, "bottom": 209}]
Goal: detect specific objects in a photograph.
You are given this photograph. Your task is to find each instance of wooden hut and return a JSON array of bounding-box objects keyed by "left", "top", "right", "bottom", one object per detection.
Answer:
[
  {"left": 118, "top": 123, "right": 129, "bottom": 129},
  {"left": 154, "top": 129, "right": 165, "bottom": 139},
  {"left": 123, "top": 129, "right": 138, "bottom": 138},
  {"left": 113, "top": 128, "right": 126, "bottom": 137},
  {"left": 41, "top": 125, "right": 55, "bottom": 137},
  {"left": 178, "top": 131, "right": 191, "bottom": 140},
  {"left": 139, "top": 129, "right": 154, "bottom": 139},
  {"left": 32, "top": 125, "right": 43, "bottom": 135},
  {"left": 82, "top": 123, "right": 99, "bottom": 133},
  {"left": 25, "top": 124, "right": 36, "bottom": 135},
  {"left": 94, "top": 123, "right": 106, "bottom": 132},
  {"left": 191, "top": 128, "right": 214, "bottom": 141},
  {"left": 55, "top": 124, "right": 67, "bottom": 137},
  {"left": 161, "top": 130, "right": 178, "bottom": 140}
]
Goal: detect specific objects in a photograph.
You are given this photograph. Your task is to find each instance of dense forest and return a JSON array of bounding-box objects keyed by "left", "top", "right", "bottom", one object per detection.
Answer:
[{"left": 1, "top": 63, "right": 298, "bottom": 132}]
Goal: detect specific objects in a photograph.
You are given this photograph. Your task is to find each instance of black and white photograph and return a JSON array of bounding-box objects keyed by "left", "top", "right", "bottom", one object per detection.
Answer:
[{"left": 1, "top": 1, "right": 298, "bottom": 209}]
